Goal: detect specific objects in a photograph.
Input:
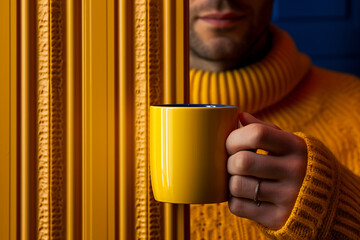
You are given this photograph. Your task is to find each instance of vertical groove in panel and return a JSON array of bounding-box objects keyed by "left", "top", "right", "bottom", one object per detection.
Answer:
[
  {"left": 182, "top": 1, "right": 190, "bottom": 104},
  {"left": 10, "top": 0, "right": 18, "bottom": 238},
  {"left": 119, "top": 0, "right": 135, "bottom": 239},
  {"left": 114, "top": 0, "right": 120, "bottom": 239},
  {"left": 163, "top": 0, "right": 175, "bottom": 103},
  {"left": 66, "top": 0, "right": 82, "bottom": 239},
  {"left": 21, "top": 0, "right": 38, "bottom": 239},
  {"left": 37, "top": 0, "right": 65, "bottom": 238},
  {"left": 182, "top": 0, "right": 189, "bottom": 104}
]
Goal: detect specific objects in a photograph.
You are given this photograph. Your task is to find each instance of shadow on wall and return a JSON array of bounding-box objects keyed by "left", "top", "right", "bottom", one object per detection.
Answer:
[{"left": 272, "top": 0, "right": 360, "bottom": 77}]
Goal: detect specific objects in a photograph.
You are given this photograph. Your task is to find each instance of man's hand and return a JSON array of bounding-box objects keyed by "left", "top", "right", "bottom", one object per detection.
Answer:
[{"left": 226, "top": 112, "right": 307, "bottom": 230}]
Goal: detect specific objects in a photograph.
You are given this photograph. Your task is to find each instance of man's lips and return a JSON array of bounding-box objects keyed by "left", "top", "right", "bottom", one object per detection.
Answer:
[{"left": 198, "top": 12, "right": 245, "bottom": 28}]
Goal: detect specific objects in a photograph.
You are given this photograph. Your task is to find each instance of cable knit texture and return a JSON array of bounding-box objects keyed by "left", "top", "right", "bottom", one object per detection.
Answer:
[{"left": 190, "top": 25, "right": 360, "bottom": 240}]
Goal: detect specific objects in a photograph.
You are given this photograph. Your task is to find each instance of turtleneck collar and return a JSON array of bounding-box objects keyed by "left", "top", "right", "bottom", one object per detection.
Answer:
[{"left": 190, "top": 25, "right": 311, "bottom": 114}]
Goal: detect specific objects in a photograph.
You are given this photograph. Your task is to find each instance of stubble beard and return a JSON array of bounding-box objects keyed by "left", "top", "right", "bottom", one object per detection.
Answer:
[{"left": 189, "top": 26, "right": 246, "bottom": 62}]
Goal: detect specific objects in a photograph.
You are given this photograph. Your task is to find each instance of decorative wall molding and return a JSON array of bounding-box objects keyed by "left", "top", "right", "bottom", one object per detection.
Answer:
[{"left": 37, "top": 0, "right": 65, "bottom": 238}]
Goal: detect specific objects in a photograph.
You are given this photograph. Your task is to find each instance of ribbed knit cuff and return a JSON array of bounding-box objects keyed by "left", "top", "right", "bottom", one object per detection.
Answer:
[{"left": 259, "top": 132, "right": 342, "bottom": 240}]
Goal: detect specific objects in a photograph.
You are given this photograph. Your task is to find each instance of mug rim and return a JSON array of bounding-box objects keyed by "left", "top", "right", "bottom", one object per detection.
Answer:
[{"left": 151, "top": 104, "right": 237, "bottom": 108}]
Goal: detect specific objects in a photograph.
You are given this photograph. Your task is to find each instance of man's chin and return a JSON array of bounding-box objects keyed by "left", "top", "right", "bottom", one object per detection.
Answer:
[{"left": 200, "top": 42, "right": 242, "bottom": 61}]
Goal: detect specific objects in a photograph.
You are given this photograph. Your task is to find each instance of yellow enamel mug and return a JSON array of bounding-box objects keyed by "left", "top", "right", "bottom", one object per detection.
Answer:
[{"left": 150, "top": 104, "right": 238, "bottom": 204}]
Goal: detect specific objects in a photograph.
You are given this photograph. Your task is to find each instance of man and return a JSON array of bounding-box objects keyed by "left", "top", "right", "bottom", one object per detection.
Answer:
[{"left": 189, "top": 0, "right": 360, "bottom": 239}]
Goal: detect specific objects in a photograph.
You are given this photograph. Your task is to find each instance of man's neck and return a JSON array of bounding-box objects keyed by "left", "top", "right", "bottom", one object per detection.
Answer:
[{"left": 190, "top": 28, "right": 272, "bottom": 72}]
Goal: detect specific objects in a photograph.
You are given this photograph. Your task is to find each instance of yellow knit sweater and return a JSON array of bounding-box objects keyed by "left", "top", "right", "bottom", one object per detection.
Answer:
[{"left": 190, "top": 26, "right": 360, "bottom": 239}]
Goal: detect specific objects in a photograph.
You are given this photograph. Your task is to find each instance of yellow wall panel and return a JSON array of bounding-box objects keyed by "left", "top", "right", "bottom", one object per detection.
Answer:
[
  {"left": 0, "top": 1, "right": 19, "bottom": 239},
  {"left": 3, "top": 0, "right": 190, "bottom": 239},
  {"left": 0, "top": 0, "right": 11, "bottom": 238},
  {"left": 83, "top": 0, "right": 116, "bottom": 238},
  {"left": 10, "top": 0, "right": 18, "bottom": 239}
]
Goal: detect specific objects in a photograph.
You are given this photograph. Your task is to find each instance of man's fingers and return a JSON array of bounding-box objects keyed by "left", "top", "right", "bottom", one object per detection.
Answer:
[
  {"left": 229, "top": 176, "right": 273, "bottom": 202},
  {"left": 227, "top": 151, "right": 287, "bottom": 179},
  {"left": 239, "top": 112, "right": 281, "bottom": 130},
  {"left": 228, "top": 196, "right": 288, "bottom": 230},
  {"left": 228, "top": 175, "right": 297, "bottom": 205},
  {"left": 226, "top": 113, "right": 307, "bottom": 230},
  {"left": 226, "top": 123, "right": 302, "bottom": 156}
]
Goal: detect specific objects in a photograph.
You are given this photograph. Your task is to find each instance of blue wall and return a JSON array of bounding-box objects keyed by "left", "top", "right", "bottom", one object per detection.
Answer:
[{"left": 272, "top": 0, "right": 360, "bottom": 77}]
